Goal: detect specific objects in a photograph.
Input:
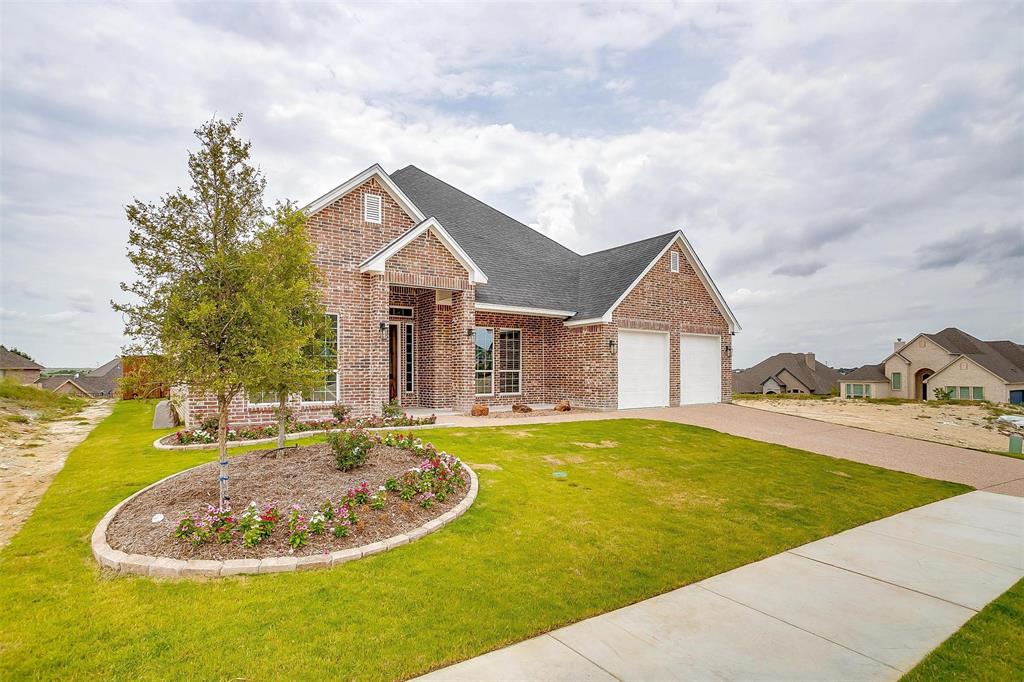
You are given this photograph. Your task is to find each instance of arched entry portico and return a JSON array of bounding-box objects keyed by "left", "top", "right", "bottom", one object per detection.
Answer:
[{"left": 914, "top": 368, "right": 934, "bottom": 400}]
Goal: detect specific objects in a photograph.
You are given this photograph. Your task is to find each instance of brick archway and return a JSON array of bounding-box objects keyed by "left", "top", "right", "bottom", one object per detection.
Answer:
[{"left": 914, "top": 368, "right": 934, "bottom": 400}]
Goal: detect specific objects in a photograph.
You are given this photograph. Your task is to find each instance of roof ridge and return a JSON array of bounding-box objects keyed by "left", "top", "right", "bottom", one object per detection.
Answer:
[
  {"left": 392, "top": 165, "right": 580, "bottom": 258},
  {"left": 580, "top": 230, "right": 678, "bottom": 258}
]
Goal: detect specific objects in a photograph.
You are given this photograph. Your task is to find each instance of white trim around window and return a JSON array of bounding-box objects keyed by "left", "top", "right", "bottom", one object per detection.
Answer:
[
  {"left": 498, "top": 328, "right": 522, "bottom": 395},
  {"left": 474, "top": 327, "right": 494, "bottom": 396},
  {"left": 302, "top": 313, "right": 340, "bottom": 404},
  {"left": 670, "top": 250, "right": 680, "bottom": 273},
  {"left": 404, "top": 322, "right": 414, "bottom": 393}
]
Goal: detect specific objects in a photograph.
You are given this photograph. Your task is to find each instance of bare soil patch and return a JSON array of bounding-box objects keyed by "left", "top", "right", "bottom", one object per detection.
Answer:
[
  {"left": 0, "top": 400, "right": 111, "bottom": 548},
  {"left": 106, "top": 443, "right": 469, "bottom": 560},
  {"left": 736, "top": 397, "right": 1023, "bottom": 453}
]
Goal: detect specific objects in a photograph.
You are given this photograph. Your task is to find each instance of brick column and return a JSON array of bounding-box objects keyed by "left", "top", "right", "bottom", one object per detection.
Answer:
[
  {"left": 450, "top": 287, "right": 476, "bottom": 412},
  {"left": 368, "top": 274, "right": 390, "bottom": 415}
]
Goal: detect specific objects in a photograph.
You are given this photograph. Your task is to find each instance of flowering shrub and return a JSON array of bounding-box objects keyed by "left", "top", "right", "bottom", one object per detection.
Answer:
[
  {"left": 171, "top": 411, "right": 436, "bottom": 445},
  {"left": 238, "top": 502, "right": 280, "bottom": 548},
  {"left": 175, "top": 504, "right": 235, "bottom": 545},
  {"left": 329, "top": 428, "right": 373, "bottom": 471},
  {"left": 287, "top": 505, "right": 309, "bottom": 549}
]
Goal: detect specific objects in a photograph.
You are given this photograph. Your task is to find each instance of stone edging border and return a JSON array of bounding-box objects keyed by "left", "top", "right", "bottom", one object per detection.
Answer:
[
  {"left": 153, "top": 422, "right": 453, "bottom": 451},
  {"left": 91, "top": 462, "right": 478, "bottom": 579}
]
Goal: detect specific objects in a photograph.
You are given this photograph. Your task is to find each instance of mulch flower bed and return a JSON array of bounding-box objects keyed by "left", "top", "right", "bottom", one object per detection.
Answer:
[{"left": 107, "top": 437, "right": 468, "bottom": 560}]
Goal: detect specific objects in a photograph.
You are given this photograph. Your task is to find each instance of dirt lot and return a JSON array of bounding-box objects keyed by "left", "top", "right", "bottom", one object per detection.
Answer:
[
  {"left": 735, "top": 397, "right": 1023, "bottom": 453},
  {"left": 0, "top": 400, "right": 112, "bottom": 548}
]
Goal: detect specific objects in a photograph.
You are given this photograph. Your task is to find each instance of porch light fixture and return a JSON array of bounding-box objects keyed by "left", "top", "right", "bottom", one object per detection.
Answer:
[
  {"left": 378, "top": 321, "right": 387, "bottom": 339},
  {"left": 467, "top": 328, "right": 475, "bottom": 338},
  {"left": 608, "top": 339, "right": 615, "bottom": 350}
]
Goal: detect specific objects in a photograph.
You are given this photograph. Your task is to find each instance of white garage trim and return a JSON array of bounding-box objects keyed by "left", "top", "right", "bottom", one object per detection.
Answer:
[
  {"left": 617, "top": 329, "right": 670, "bottom": 409},
  {"left": 679, "top": 333, "right": 722, "bottom": 405}
]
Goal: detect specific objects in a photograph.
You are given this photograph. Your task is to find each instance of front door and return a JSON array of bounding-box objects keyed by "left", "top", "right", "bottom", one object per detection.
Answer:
[{"left": 388, "top": 324, "right": 399, "bottom": 402}]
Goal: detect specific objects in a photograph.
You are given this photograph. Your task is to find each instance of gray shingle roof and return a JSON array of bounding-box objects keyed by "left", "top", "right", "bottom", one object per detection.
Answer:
[
  {"left": 734, "top": 353, "right": 841, "bottom": 394},
  {"left": 844, "top": 363, "right": 889, "bottom": 382},
  {"left": 926, "top": 328, "right": 1024, "bottom": 383},
  {"left": 0, "top": 346, "right": 43, "bottom": 370},
  {"left": 389, "top": 166, "right": 687, "bottom": 321}
]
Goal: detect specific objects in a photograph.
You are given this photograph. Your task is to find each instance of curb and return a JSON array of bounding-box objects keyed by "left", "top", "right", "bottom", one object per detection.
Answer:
[
  {"left": 92, "top": 463, "right": 478, "bottom": 579},
  {"left": 153, "top": 422, "right": 453, "bottom": 451}
]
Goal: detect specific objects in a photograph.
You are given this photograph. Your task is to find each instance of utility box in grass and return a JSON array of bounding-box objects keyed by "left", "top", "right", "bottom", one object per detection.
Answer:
[{"left": 1010, "top": 434, "right": 1023, "bottom": 456}]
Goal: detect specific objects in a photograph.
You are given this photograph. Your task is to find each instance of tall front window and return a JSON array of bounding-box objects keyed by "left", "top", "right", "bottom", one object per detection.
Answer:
[
  {"left": 404, "top": 323, "right": 414, "bottom": 393},
  {"left": 891, "top": 372, "right": 901, "bottom": 390},
  {"left": 498, "top": 329, "right": 521, "bottom": 394},
  {"left": 474, "top": 327, "right": 493, "bottom": 395},
  {"left": 303, "top": 313, "right": 339, "bottom": 402}
]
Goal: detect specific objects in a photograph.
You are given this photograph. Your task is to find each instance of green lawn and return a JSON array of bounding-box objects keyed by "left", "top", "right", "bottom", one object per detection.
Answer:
[
  {"left": 0, "top": 401, "right": 968, "bottom": 680},
  {"left": 902, "top": 578, "right": 1024, "bottom": 681}
]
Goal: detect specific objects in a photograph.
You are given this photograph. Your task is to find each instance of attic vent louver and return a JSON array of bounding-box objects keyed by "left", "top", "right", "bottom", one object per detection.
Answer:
[
  {"left": 670, "top": 251, "right": 680, "bottom": 273},
  {"left": 363, "top": 194, "right": 382, "bottom": 223}
]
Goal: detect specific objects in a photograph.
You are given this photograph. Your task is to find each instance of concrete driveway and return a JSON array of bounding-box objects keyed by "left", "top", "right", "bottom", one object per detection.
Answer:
[
  {"left": 417, "top": 491, "right": 1024, "bottom": 681},
  {"left": 440, "top": 403, "right": 1024, "bottom": 496}
]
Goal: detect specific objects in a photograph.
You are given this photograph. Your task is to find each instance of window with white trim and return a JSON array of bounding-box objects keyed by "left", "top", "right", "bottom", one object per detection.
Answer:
[
  {"left": 363, "top": 194, "right": 382, "bottom": 223},
  {"left": 670, "top": 251, "right": 680, "bottom": 273},
  {"left": 248, "top": 388, "right": 279, "bottom": 406},
  {"left": 474, "top": 327, "right": 493, "bottom": 395},
  {"left": 845, "top": 383, "right": 872, "bottom": 398},
  {"left": 498, "top": 329, "right": 521, "bottom": 394},
  {"left": 303, "top": 313, "right": 339, "bottom": 403},
  {"left": 404, "top": 323, "right": 414, "bottom": 393}
]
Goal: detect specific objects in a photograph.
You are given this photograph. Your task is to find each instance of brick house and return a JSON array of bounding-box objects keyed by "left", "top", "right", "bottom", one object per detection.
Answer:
[
  {"left": 0, "top": 346, "right": 43, "bottom": 385},
  {"left": 175, "top": 165, "right": 739, "bottom": 426}
]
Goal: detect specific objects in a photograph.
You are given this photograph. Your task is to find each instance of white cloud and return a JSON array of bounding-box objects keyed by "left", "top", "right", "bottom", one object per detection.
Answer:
[{"left": 0, "top": 2, "right": 1020, "bottom": 368}]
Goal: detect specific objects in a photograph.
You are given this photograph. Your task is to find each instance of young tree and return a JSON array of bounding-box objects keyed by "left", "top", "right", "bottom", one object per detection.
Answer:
[
  {"left": 243, "top": 202, "right": 326, "bottom": 449},
  {"left": 114, "top": 114, "right": 318, "bottom": 508}
]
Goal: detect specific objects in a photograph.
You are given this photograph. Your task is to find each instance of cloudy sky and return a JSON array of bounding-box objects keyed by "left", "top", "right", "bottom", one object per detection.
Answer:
[{"left": 1, "top": 2, "right": 1022, "bottom": 370}]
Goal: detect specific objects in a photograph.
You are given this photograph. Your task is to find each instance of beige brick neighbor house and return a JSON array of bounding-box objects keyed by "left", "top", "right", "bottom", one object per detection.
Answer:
[
  {"left": 840, "top": 328, "right": 1024, "bottom": 404},
  {"left": 175, "top": 165, "right": 740, "bottom": 426},
  {"left": 0, "top": 346, "right": 43, "bottom": 385}
]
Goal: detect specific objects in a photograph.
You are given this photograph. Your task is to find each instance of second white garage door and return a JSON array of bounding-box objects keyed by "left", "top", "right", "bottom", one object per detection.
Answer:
[
  {"left": 680, "top": 333, "right": 722, "bottom": 404},
  {"left": 617, "top": 330, "right": 669, "bottom": 409}
]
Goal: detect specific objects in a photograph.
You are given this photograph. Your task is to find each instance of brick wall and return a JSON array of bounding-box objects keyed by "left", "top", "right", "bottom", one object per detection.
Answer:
[
  {"left": 542, "top": 322, "right": 618, "bottom": 409},
  {"left": 612, "top": 244, "right": 733, "bottom": 403}
]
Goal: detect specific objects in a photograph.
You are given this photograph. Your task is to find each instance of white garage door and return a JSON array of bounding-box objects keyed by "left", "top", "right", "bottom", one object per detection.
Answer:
[
  {"left": 680, "top": 334, "right": 722, "bottom": 404},
  {"left": 617, "top": 330, "right": 669, "bottom": 409}
]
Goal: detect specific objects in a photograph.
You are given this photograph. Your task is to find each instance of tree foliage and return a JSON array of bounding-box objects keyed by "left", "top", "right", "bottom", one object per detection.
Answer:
[
  {"left": 114, "top": 115, "right": 323, "bottom": 505},
  {"left": 242, "top": 203, "right": 326, "bottom": 447}
]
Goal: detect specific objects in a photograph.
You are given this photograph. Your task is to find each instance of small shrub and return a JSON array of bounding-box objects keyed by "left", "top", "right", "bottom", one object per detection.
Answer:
[
  {"left": 381, "top": 400, "right": 404, "bottom": 420},
  {"left": 329, "top": 428, "right": 373, "bottom": 471},
  {"left": 332, "top": 403, "right": 352, "bottom": 422}
]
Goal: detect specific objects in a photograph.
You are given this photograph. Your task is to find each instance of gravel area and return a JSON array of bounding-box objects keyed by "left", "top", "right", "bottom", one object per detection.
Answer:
[
  {"left": 735, "top": 397, "right": 1022, "bottom": 453},
  {"left": 106, "top": 443, "right": 468, "bottom": 560}
]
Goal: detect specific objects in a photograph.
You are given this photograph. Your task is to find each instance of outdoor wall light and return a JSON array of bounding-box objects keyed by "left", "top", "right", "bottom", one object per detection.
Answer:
[
  {"left": 378, "top": 321, "right": 387, "bottom": 339},
  {"left": 467, "top": 328, "right": 475, "bottom": 338},
  {"left": 607, "top": 339, "right": 616, "bottom": 350}
]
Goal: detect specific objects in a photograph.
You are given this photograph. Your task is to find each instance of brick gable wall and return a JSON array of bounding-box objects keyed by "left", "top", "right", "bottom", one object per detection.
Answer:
[{"left": 612, "top": 244, "right": 733, "bottom": 403}]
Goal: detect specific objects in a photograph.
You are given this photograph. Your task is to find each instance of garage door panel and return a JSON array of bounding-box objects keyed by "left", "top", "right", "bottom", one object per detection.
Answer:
[
  {"left": 680, "top": 334, "right": 722, "bottom": 404},
  {"left": 618, "top": 331, "right": 669, "bottom": 409}
]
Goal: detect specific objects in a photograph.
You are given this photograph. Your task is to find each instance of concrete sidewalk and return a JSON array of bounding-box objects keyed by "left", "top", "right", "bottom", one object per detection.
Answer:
[
  {"left": 436, "top": 404, "right": 1024, "bottom": 497},
  {"left": 417, "top": 491, "right": 1024, "bottom": 681}
]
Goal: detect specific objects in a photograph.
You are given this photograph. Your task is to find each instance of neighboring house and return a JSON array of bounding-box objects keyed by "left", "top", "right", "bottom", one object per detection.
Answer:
[
  {"left": 733, "top": 353, "right": 840, "bottom": 395},
  {"left": 175, "top": 164, "right": 740, "bottom": 426},
  {"left": 35, "top": 358, "right": 122, "bottom": 398},
  {"left": 0, "top": 346, "right": 44, "bottom": 384},
  {"left": 840, "top": 328, "right": 1024, "bottom": 404}
]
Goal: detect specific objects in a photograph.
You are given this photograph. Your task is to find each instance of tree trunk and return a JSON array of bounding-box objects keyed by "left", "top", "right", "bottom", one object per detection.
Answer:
[
  {"left": 217, "top": 393, "right": 230, "bottom": 509},
  {"left": 277, "top": 392, "right": 287, "bottom": 449}
]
